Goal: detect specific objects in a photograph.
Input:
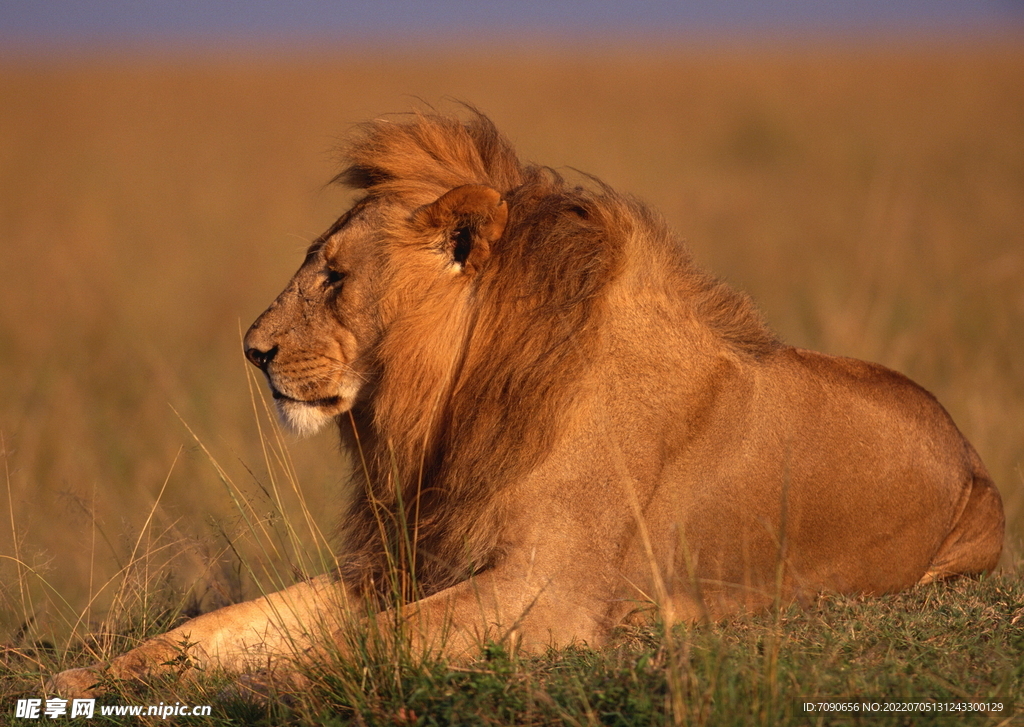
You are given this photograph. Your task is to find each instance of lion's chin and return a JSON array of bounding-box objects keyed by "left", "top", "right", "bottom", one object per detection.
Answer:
[{"left": 275, "top": 398, "right": 345, "bottom": 437}]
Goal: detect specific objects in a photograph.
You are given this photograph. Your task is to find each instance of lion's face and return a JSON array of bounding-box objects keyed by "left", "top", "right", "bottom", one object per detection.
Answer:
[
  {"left": 244, "top": 185, "right": 507, "bottom": 436},
  {"left": 243, "top": 199, "right": 387, "bottom": 435}
]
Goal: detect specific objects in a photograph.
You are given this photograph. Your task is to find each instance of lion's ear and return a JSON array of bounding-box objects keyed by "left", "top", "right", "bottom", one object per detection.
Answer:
[{"left": 412, "top": 184, "right": 507, "bottom": 274}]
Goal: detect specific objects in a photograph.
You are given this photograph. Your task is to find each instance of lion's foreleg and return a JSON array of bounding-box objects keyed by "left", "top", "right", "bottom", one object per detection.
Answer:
[
  {"left": 49, "top": 575, "right": 346, "bottom": 697},
  {"left": 322, "top": 569, "right": 609, "bottom": 664}
]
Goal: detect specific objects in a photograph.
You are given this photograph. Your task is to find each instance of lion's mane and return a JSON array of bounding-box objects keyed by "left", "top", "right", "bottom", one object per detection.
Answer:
[{"left": 333, "top": 110, "right": 779, "bottom": 602}]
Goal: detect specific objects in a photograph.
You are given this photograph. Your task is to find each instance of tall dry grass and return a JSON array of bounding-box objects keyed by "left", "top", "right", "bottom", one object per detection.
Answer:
[{"left": 0, "top": 41, "right": 1022, "bottom": 647}]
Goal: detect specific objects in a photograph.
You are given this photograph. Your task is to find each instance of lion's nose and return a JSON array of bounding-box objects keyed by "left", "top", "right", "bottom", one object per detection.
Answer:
[{"left": 244, "top": 344, "right": 278, "bottom": 370}]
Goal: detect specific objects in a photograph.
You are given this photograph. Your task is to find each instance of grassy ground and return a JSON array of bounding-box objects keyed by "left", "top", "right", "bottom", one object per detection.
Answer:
[
  {"left": 3, "top": 575, "right": 1022, "bottom": 725},
  {"left": 1, "top": 40, "right": 1023, "bottom": 724}
]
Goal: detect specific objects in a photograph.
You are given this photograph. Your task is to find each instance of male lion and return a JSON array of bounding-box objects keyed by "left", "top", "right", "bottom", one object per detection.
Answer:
[{"left": 51, "top": 110, "right": 1003, "bottom": 696}]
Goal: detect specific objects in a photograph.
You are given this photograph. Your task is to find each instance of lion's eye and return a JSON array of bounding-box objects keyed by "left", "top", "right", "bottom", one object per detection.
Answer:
[{"left": 324, "top": 269, "right": 346, "bottom": 288}]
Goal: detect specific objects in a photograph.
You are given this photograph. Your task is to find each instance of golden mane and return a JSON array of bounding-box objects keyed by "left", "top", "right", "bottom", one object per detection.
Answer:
[
  {"left": 333, "top": 110, "right": 779, "bottom": 602},
  {"left": 335, "top": 109, "right": 526, "bottom": 201}
]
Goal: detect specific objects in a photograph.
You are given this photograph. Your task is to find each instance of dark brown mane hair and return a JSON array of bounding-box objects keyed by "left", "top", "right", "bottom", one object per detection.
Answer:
[{"left": 332, "top": 109, "right": 777, "bottom": 604}]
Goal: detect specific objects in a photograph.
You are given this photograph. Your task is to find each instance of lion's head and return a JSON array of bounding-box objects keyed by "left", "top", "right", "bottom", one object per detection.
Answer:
[
  {"left": 244, "top": 182, "right": 507, "bottom": 437},
  {"left": 244, "top": 113, "right": 525, "bottom": 434}
]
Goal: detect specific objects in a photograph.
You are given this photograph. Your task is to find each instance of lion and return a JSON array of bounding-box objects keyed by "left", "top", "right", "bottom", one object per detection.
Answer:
[{"left": 50, "top": 109, "right": 1004, "bottom": 697}]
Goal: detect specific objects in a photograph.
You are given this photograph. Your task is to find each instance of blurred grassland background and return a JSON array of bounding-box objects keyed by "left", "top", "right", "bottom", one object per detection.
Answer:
[{"left": 0, "top": 42, "right": 1022, "bottom": 644}]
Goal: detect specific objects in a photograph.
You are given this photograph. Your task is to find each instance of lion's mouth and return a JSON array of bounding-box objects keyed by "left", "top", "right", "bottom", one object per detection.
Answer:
[{"left": 271, "top": 389, "right": 342, "bottom": 408}]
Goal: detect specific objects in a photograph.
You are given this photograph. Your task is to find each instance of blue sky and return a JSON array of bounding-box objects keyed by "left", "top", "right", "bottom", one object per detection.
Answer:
[{"left": 2, "top": 0, "right": 1022, "bottom": 50}]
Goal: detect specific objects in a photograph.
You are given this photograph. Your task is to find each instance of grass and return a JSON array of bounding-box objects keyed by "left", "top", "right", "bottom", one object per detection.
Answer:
[
  {"left": 1, "top": 39, "right": 1023, "bottom": 724},
  {"left": 3, "top": 576, "right": 1022, "bottom": 724},
  {"left": 303, "top": 578, "right": 1024, "bottom": 726}
]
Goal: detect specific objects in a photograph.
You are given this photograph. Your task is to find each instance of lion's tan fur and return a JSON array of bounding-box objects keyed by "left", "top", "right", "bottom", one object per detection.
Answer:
[{"left": 50, "top": 109, "right": 1004, "bottom": 697}]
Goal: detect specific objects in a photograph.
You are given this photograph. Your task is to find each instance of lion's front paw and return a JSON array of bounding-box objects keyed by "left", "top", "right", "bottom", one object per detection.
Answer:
[
  {"left": 46, "top": 637, "right": 196, "bottom": 698},
  {"left": 46, "top": 666, "right": 108, "bottom": 698}
]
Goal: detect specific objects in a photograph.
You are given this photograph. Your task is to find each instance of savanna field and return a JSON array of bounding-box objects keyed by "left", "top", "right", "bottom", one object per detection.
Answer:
[{"left": 1, "top": 41, "right": 1023, "bottom": 724}]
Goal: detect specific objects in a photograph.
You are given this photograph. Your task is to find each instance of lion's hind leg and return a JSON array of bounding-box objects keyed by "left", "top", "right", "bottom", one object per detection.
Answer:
[{"left": 919, "top": 467, "right": 1005, "bottom": 585}]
